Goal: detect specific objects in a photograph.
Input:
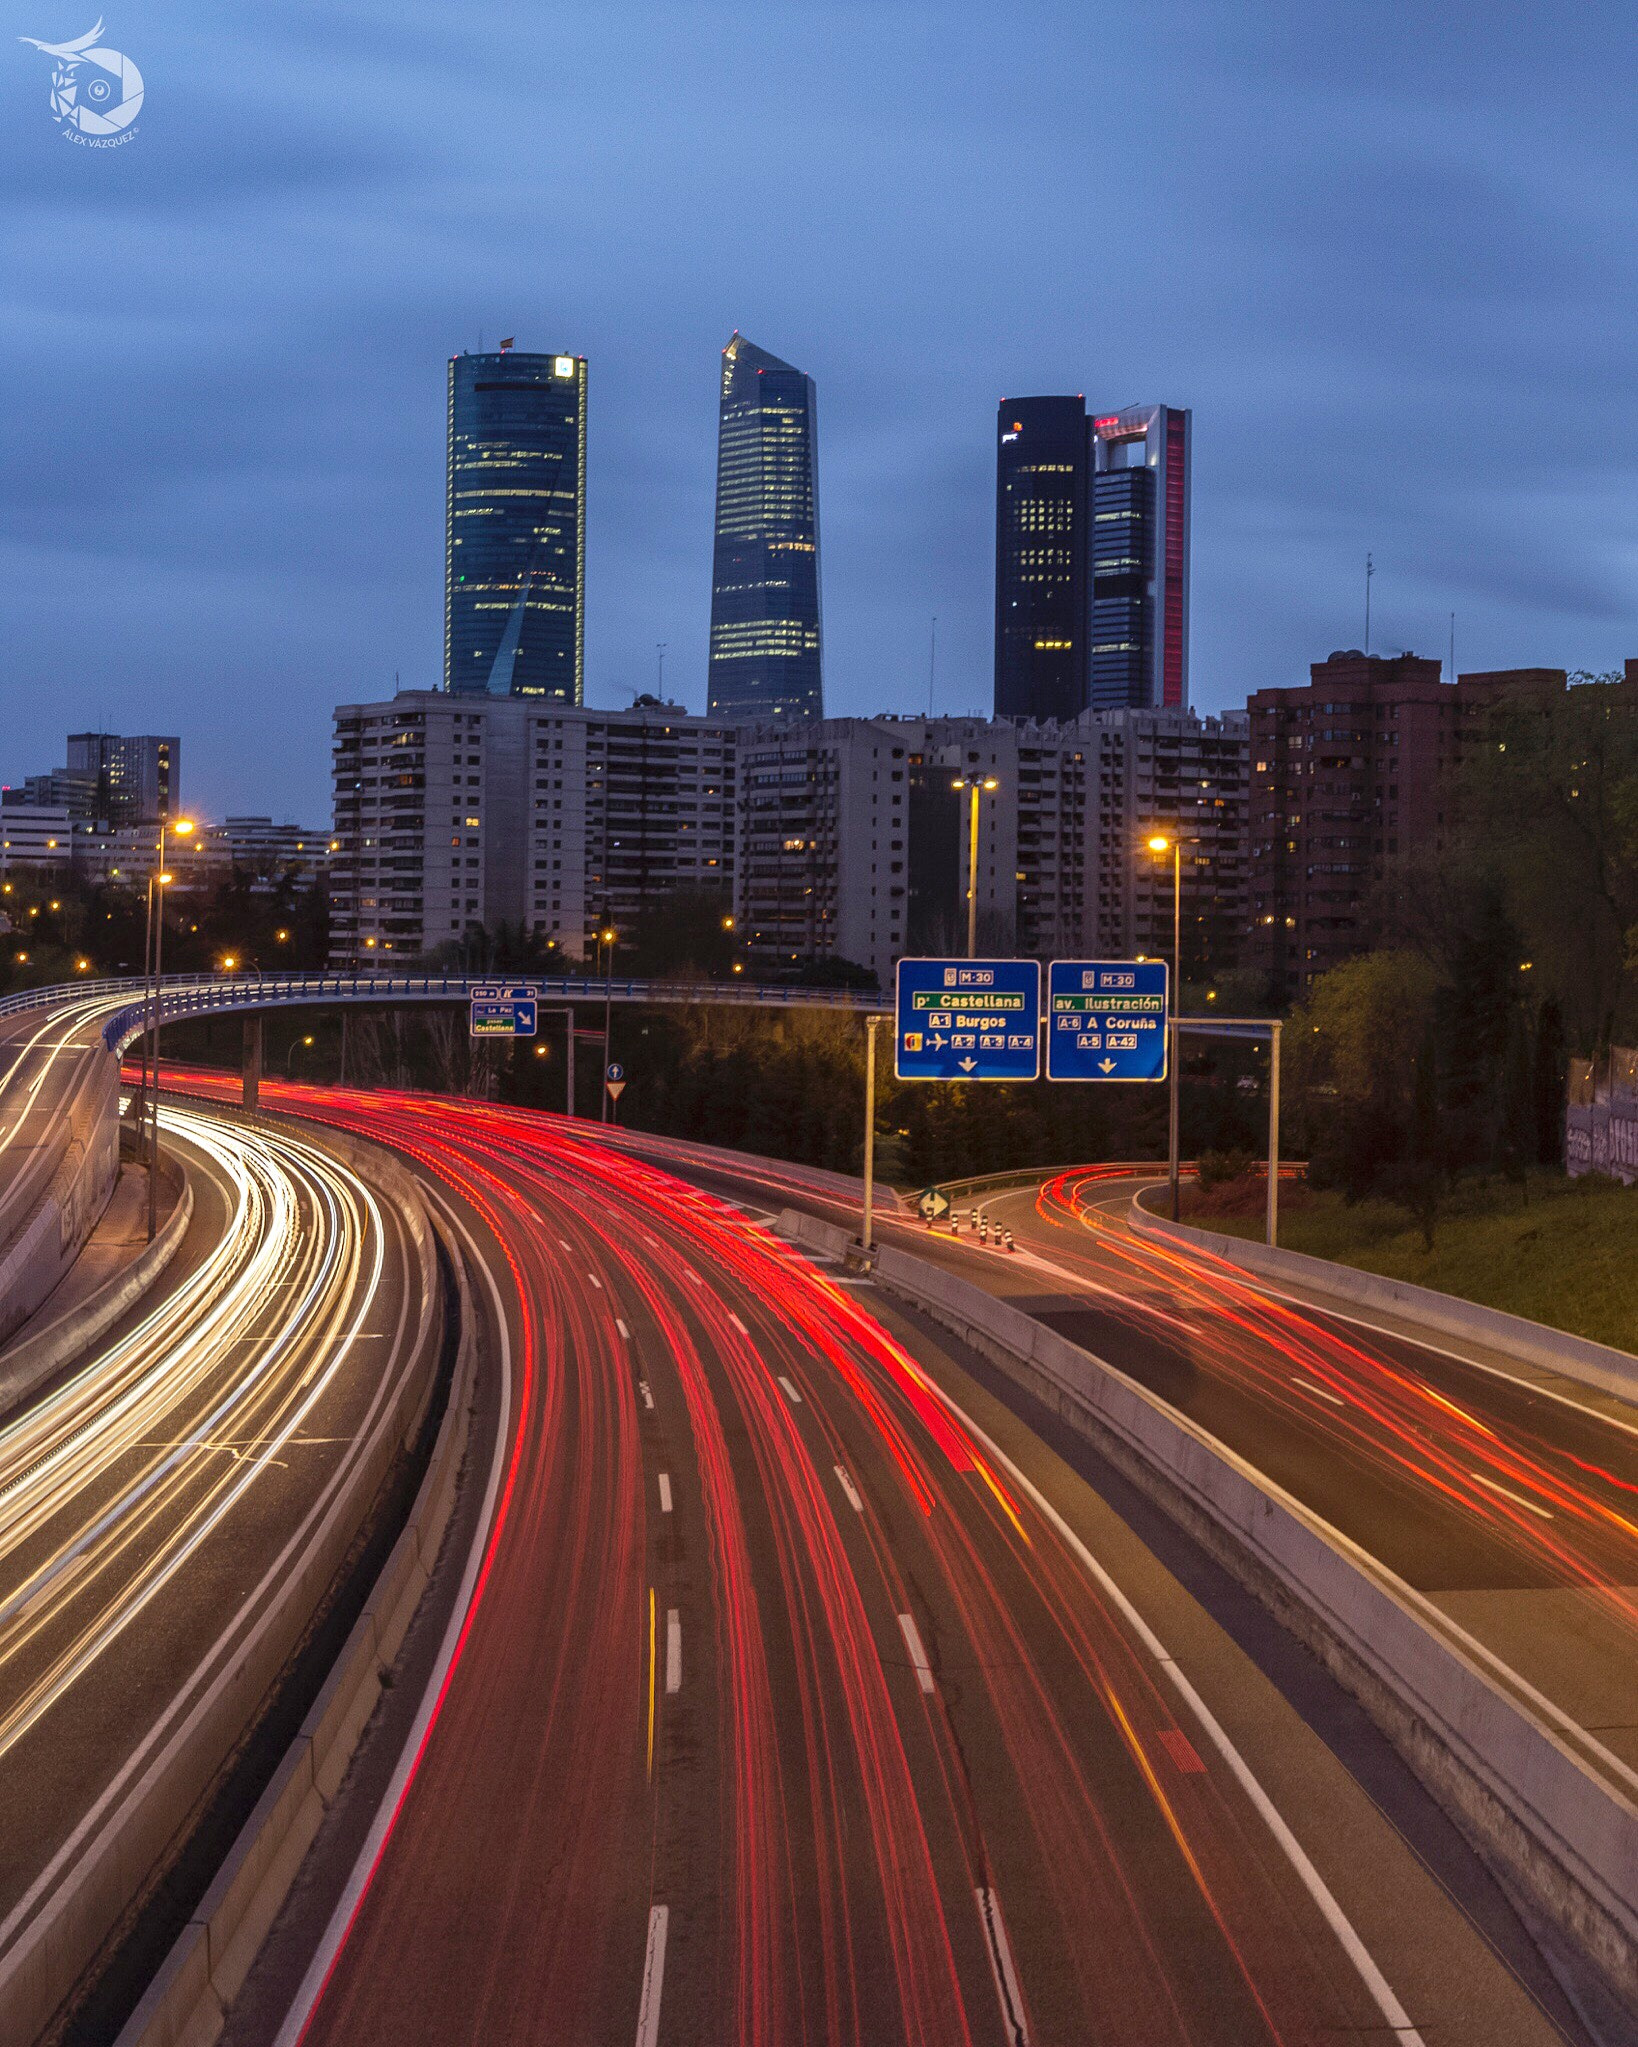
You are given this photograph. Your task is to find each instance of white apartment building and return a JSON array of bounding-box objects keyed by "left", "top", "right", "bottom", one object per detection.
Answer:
[{"left": 329, "top": 692, "right": 737, "bottom": 965}]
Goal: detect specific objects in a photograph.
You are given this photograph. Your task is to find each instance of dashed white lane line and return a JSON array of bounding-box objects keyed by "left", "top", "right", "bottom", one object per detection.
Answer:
[
  {"left": 665, "top": 1609, "right": 682, "bottom": 1694},
  {"left": 777, "top": 1375, "right": 803, "bottom": 1406},
  {"left": 638, "top": 1380, "right": 654, "bottom": 1410},
  {"left": 1471, "top": 1470, "right": 1554, "bottom": 1519},
  {"left": 976, "top": 1887, "right": 1029, "bottom": 2044},
  {"left": 897, "top": 1611, "right": 935, "bottom": 1693},
  {"left": 588, "top": 1273, "right": 603, "bottom": 1288},
  {"left": 1292, "top": 1375, "right": 1346, "bottom": 1407},
  {"left": 729, "top": 1312, "right": 749, "bottom": 1336},
  {"left": 657, "top": 1472, "right": 673, "bottom": 1514},
  {"left": 616, "top": 1317, "right": 631, "bottom": 1339},
  {"left": 634, "top": 1904, "right": 669, "bottom": 2047},
  {"left": 558, "top": 1237, "right": 573, "bottom": 1250},
  {"left": 834, "top": 1466, "right": 864, "bottom": 1513},
  {"left": 685, "top": 1269, "right": 704, "bottom": 1286}
]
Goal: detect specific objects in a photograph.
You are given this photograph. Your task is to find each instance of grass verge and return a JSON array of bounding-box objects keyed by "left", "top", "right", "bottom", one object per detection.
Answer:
[{"left": 1181, "top": 1172, "right": 1638, "bottom": 1353}]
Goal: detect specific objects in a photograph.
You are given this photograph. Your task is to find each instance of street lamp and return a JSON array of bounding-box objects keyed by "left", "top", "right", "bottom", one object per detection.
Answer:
[
  {"left": 287, "top": 1033, "right": 315, "bottom": 1077},
  {"left": 598, "top": 919, "right": 617, "bottom": 1123},
  {"left": 144, "top": 815, "right": 195, "bottom": 1242},
  {"left": 952, "top": 774, "right": 999, "bottom": 959},
  {"left": 1146, "top": 831, "right": 1202, "bottom": 1223}
]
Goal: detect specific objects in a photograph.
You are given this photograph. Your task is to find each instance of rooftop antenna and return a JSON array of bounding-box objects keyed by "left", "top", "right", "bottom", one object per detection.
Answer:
[
  {"left": 1364, "top": 552, "right": 1375, "bottom": 655},
  {"left": 657, "top": 642, "right": 667, "bottom": 698},
  {"left": 928, "top": 615, "right": 938, "bottom": 718},
  {"left": 1448, "top": 611, "right": 1456, "bottom": 683}
]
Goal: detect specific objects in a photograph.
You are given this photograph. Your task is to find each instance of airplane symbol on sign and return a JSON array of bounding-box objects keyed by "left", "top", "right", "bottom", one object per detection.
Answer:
[{"left": 929, "top": 1032, "right": 948, "bottom": 1049}]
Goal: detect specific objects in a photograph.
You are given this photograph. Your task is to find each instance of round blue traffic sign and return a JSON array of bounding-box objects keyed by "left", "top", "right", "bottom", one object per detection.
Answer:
[{"left": 606, "top": 1062, "right": 625, "bottom": 1082}]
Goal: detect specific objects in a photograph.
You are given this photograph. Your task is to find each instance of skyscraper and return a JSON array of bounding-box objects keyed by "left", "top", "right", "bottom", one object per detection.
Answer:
[
  {"left": 444, "top": 348, "right": 586, "bottom": 701},
  {"left": 993, "top": 397, "right": 1091, "bottom": 723},
  {"left": 1089, "top": 404, "right": 1190, "bottom": 712},
  {"left": 993, "top": 396, "right": 1191, "bottom": 721},
  {"left": 707, "top": 334, "right": 823, "bottom": 722}
]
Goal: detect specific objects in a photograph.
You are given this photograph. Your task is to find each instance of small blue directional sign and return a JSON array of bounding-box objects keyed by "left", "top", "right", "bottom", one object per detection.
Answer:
[
  {"left": 1047, "top": 960, "right": 1168, "bottom": 1082},
  {"left": 895, "top": 958, "right": 1041, "bottom": 1082},
  {"left": 469, "top": 983, "right": 538, "bottom": 1038}
]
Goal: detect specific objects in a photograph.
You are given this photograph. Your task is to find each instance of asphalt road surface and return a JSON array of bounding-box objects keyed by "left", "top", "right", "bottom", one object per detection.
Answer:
[{"left": 174, "top": 1081, "right": 1606, "bottom": 2047}]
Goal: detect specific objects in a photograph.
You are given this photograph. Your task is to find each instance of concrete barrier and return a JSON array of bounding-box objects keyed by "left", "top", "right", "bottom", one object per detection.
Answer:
[
  {"left": 112, "top": 1224, "right": 478, "bottom": 2047},
  {"left": 0, "top": 1041, "right": 121, "bottom": 1348},
  {"left": 777, "top": 1208, "right": 1638, "bottom": 2007},
  {"left": 0, "top": 1159, "right": 193, "bottom": 1427},
  {"left": 1128, "top": 1187, "right": 1638, "bottom": 1408},
  {"left": 0, "top": 1121, "right": 447, "bottom": 2047}
]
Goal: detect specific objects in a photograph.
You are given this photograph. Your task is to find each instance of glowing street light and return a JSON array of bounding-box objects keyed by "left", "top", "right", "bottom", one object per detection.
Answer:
[{"left": 952, "top": 774, "right": 1000, "bottom": 958}]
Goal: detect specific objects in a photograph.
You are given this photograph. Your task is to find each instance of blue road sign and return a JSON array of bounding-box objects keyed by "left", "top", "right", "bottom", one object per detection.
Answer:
[
  {"left": 895, "top": 958, "right": 1041, "bottom": 1082},
  {"left": 606, "top": 1062, "right": 625, "bottom": 1082},
  {"left": 470, "top": 984, "right": 538, "bottom": 1038},
  {"left": 1046, "top": 960, "right": 1168, "bottom": 1081}
]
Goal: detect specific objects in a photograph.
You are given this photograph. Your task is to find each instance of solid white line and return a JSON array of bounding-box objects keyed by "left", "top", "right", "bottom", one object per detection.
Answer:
[
  {"left": 634, "top": 1904, "right": 669, "bottom": 2047},
  {"left": 665, "top": 1609, "right": 681, "bottom": 1693},
  {"left": 271, "top": 1189, "right": 514, "bottom": 2047},
  {"left": 898, "top": 1342, "right": 1428, "bottom": 2045},
  {"left": 897, "top": 1611, "right": 935, "bottom": 1693},
  {"left": 1471, "top": 1470, "right": 1554, "bottom": 1520},
  {"left": 976, "top": 1887, "right": 1029, "bottom": 2044},
  {"left": 729, "top": 1312, "right": 749, "bottom": 1335},
  {"left": 657, "top": 1472, "right": 672, "bottom": 1514},
  {"left": 616, "top": 1317, "right": 630, "bottom": 1339},
  {"left": 1293, "top": 1375, "right": 1347, "bottom": 1408},
  {"left": 834, "top": 1465, "right": 864, "bottom": 1513},
  {"left": 639, "top": 1380, "right": 654, "bottom": 1410},
  {"left": 777, "top": 1374, "right": 803, "bottom": 1405}
]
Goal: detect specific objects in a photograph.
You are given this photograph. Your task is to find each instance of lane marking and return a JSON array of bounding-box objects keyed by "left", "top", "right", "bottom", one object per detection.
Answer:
[
  {"left": 777, "top": 1375, "right": 803, "bottom": 1406},
  {"left": 975, "top": 1886, "right": 1029, "bottom": 2045},
  {"left": 897, "top": 1611, "right": 935, "bottom": 1693},
  {"left": 657, "top": 1472, "right": 673, "bottom": 1514},
  {"left": 685, "top": 1268, "right": 704, "bottom": 1286},
  {"left": 634, "top": 1903, "right": 668, "bottom": 2047},
  {"left": 558, "top": 1236, "right": 573, "bottom": 1249},
  {"left": 893, "top": 1333, "right": 1429, "bottom": 2046},
  {"left": 616, "top": 1317, "right": 631, "bottom": 1339},
  {"left": 729, "top": 1312, "right": 749, "bottom": 1336},
  {"left": 834, "top": 1465, "right": 864, "bottom": 1513},
  {"left": 665, "top": 1608, "right": 681, "bottom": 1694},
  {"left": 646, "top": 1587, "right": 657, "bottom": 1779},
  {"left": 638, "top": 1380, "right": 654, "bottom": 1411},
  {"left": 588, "top": 1273, "right": 603, "bottom": 1288},
  {"left": 1470, "top": 1470, "right": 1554, "bottom": 1520},
  {"left": 1292, "top": 1375, "right": 1346, "bottom": 1408}
]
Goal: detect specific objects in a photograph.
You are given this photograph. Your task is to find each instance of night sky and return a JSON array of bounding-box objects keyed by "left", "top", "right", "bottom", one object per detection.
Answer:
[{"left": 4, "top": 1, "right": 1637, "bottom": 823}]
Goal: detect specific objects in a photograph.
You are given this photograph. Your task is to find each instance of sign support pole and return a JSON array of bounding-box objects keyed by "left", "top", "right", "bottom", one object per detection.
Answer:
[
  {"left": 566, "top": 1006, "right": 576, "bottom": 1118},
  {"left": 862, "top": 1015, "right": 880, "bottom": 1253},
  {"left": 1168, "top": 838, "right": 1182, "bottom": 1223},
  {"left": 1267, "top": 1021, "right": 1281, "bottom": 1248}
]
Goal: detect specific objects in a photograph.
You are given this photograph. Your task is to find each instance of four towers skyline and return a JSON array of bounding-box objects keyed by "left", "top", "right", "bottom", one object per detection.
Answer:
[{"left": 442, "top": 340, "right": 1190, "bottom": 724}]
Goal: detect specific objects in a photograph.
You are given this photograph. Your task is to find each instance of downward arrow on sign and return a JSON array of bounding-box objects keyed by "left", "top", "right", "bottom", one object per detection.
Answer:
[
  {"left": 1098, "top": 1058, "right": 1116, "bottom": 1074},
  {"left": 958, "top": 1057, "right": 977, "bottom": 1073}
]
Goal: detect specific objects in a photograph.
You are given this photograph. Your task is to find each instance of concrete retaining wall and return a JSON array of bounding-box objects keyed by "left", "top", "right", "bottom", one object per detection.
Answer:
[
  {"left": 1128, "top": 1188, "right": 1638, "bottom": 1408},
  {"left": 0, "top": 1123, "right": 447, "bottom": 2047},
  {"left": 0, "top": 1043, "right": 121, "bottom": 1349},
  {"left": 778, "top": 1209, "right": 1638, "bottom": 2007},
  {"left": 113, "top": 1226, "right": 477, "bottom": 2047}
]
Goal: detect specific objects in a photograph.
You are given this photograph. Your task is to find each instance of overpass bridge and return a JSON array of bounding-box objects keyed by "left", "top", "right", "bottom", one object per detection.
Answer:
[{"left": 0, "top": 969, "right": 887, "bottom": 1343}]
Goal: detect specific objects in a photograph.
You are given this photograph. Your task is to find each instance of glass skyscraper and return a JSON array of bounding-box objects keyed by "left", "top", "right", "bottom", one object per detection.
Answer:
[
  {"left": 708, "top": 334, "right": 823, "bottom": 722},
  {"left": 994, "top": 396, "right": 1190, "bottom": 721},
  {"left": 444, "top": 349, "right": 586, "bottom": 701}
]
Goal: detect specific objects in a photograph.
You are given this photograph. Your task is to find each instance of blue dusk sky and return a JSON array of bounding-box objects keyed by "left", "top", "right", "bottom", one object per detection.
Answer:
[{"left": 3, "top": 0, "right": 1637, "bottom": 822}]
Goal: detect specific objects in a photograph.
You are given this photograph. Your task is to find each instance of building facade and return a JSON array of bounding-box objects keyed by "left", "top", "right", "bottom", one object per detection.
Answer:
[
  {"left": 1247, "top": 651, "right": 1566, "bottom": 1000},
  {"left": 329, "top": 692, "right": 736, "bottom": 966},
  {"left": 994, "top": 397, "right": 1191, "bottom": 722},
  {"left": 707, "top": 334, "right": 824, "bottom": 723},
  {"left": 444, "top": 348, "right": 587, "bottom": 702}
]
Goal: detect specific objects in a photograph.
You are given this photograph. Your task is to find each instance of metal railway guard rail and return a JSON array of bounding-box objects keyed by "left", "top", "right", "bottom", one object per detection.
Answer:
[{"left": 0, "top": 972, "right": 892, "bottom": 1057}]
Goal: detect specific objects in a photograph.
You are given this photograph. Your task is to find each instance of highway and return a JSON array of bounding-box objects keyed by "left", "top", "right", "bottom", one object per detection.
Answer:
[
  {"left": 0, "top": 1095, "right": 430, "bottom": 2035},
  {"left": 153, "top": 1078, "right": 1594, "bottom": 2047}
]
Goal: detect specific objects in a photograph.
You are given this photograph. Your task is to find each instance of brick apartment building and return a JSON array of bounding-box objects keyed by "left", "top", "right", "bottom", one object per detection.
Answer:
[{"left": 1247, "top": 650, "right": 1565, "bottom": 1000}]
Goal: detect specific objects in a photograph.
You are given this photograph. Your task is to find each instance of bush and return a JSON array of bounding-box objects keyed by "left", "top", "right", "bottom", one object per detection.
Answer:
[{"left": 1197, "top": 1147, "right": 1256, "bottom": 1190}]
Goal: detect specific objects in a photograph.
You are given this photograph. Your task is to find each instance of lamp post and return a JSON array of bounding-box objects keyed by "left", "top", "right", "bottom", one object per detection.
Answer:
[
  {"left": 1146, "top": 831, "right": 1194, "bottom": 1224},
  {"left": 287, "top": 1033, "right": 315, "bottom": 1078},
  {"left": 952, "top": 773, "right": 999, "bottom": 959},
  {"left": 145, "top": 815, "right": 195, "bottom": 1242},
  {"left": 598, "top": 918, "right": 617, "bottom": 1123}
]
